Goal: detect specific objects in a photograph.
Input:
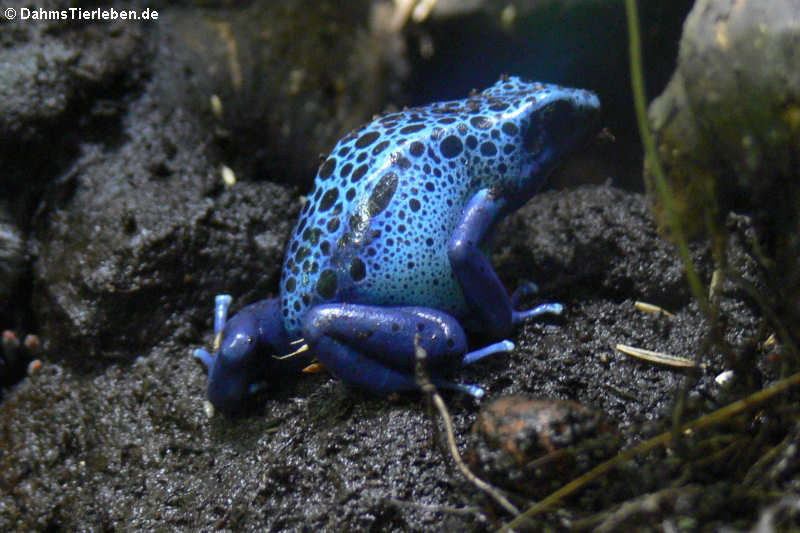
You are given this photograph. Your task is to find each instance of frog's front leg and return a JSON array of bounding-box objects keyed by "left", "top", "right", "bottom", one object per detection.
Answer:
[
  {"left": 303, "top": 303, "right": 514, "bottom": 396},
  {"left": 448, "top": 188, "right": 562, "bottom": 339}
]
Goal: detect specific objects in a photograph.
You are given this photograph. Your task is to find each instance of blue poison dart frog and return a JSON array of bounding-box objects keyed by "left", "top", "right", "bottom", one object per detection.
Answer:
[{"left": 194, "top": 75, "right": 600, "bottom": 410}]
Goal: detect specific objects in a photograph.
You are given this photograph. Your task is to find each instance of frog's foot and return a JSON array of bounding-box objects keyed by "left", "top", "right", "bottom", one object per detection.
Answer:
[
  {"left": 197, "top": 296, "right": 302, "bottom": 410},
  {"left": 510, "top": 281, "right": 563, "bottom": 323},
  {"left": 462, "top": 339, "right": 515, "bottom": 364},
  {"left": 512, "top": 302, "right": 563, "bottom": 325},
  {"left": 303, "top": 303, "right": 504, "bottom": 395},
  {"left": 430, "top": 340, "right": 515, "bottom": 398}
]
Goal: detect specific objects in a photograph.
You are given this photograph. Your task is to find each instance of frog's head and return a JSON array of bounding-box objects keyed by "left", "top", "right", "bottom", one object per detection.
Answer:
[{"left": 194, "top": 296, "right": 295, "bottom": 411}]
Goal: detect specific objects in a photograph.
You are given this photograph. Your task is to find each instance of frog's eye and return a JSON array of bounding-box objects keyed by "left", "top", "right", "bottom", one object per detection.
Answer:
[
  {"left": 544, "top": 100, "right": 578, "bottom": 146},
  {"left": 524, "top": 100, "right": 580, "bottom": 157},
  {"left": 247, "top": 336, "right": 254, "bottom": 344}
]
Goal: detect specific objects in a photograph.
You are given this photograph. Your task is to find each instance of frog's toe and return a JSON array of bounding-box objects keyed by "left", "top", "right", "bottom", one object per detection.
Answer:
[
  {"left": 213, "top": 294, "right": 233, "bottom": 335},
  {"left": 194, "top": 348, "right": 214, "bottom": 370},
  {"left": 462, "top": 339, "right": 515, "bottom": 364},
  {"left": 512, "top": 302, "right": 563, "bottom": 325}
]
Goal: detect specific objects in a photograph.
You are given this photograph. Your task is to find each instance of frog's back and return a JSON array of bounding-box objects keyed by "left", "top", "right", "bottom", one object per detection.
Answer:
[{"left": 279, "top": 76, "right": 573, "bottom": 336}]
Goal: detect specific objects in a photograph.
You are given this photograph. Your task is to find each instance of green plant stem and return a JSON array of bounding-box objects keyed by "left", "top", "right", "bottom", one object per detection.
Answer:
[{"left": 624, "top": 0, "right": 710, "bottom": 317}]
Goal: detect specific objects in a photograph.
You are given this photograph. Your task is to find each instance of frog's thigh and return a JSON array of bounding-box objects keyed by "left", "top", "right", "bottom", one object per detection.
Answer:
[
  {"left": 447, "top": 188, "right": 514, "bottom": 338},
  {"left": 302, "top": 303, "right": 468, "bottom": 394}
]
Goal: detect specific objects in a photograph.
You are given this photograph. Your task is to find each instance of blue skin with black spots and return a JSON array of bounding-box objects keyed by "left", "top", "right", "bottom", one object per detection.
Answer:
[{"left": 194, "top": 76, "right": 600, "bottom": 410}]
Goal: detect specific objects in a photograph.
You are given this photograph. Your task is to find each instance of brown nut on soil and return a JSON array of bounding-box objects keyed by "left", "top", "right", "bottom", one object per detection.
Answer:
[{"left": 469, "top": 396, "right": 619, "bottom": 499}]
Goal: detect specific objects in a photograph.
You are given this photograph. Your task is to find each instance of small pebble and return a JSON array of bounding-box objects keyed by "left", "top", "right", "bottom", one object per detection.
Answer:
[{"left": 469, "top": 395, "right": 619, "bottom": 498}]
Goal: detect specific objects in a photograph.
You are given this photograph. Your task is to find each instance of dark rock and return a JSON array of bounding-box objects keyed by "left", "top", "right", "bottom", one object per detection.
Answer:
[
  {"left": 0, "top": 3, "right": 146, "bottom": 143},
  {"left": 158, "top": 1, "right": 393, "bottom": 191},
  {"left": 34, "top": 155, "right": 296, "bottom": 362},
  {"left": 494, "top": 185, "right": 709, "bottom": 309}
]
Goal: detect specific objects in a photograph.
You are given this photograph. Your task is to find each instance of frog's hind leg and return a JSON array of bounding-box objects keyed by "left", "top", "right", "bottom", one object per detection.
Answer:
[
  {"left": 448, "top": 188, "right": 562, "bottom": 338},
  {"left": 302, "top": 303, "right": 513, "bottom": 396}
]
